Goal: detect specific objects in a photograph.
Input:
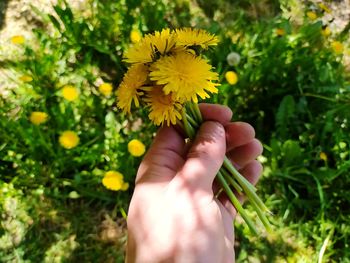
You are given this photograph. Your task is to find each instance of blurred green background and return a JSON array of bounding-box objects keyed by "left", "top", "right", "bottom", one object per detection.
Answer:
[{"left": 0, "top": 0, "right": 349, "bottom": 262}]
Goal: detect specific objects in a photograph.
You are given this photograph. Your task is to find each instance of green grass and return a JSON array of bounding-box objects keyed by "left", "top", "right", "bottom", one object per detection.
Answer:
[{"left": 1, "top": 0, "right": 349, "bottom": 261}]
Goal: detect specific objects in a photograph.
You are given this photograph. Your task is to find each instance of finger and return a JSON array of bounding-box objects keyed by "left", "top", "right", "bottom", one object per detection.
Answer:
[
  {"left": 225, "top": 122, "right": 255, "bottom": 152},
  {"left": 199, "top": 103, "right": 233, "bottom": 124},
  {"left": 178, "top": 121, "right": 226, "bottom": 192},
  {"left": 218, "top": 194, "right": 237, "bottom": 218},
  {"left": 239, "top": 160, "right": 263, "bottom": 187},
  {"left": 227, "top": 139, "right": 263, "bottom": 169},
  {"left": 137, "top": 125, "right": 186, "bottom": 183}
]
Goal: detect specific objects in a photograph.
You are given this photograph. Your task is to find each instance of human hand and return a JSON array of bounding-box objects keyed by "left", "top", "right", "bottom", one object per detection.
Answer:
[{"left": 126, "top": 104, "right": 263, "bottom": 263}]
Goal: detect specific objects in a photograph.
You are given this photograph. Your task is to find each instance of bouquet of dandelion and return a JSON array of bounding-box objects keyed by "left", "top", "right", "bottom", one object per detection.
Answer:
[{"left": 117, "top": 28, "right": 270, "bottom": 234}]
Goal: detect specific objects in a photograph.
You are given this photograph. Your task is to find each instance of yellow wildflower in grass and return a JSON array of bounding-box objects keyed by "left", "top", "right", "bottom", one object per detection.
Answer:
[
  {"left": 174, "top": 28, "right": 219, "bottom": 49},
  {"left": 320, "top": 152, "right": 328, "bottom": 162},
  {"left": 59, "top": 131, "right": 79, "bottom": 149},
  {"left": 275, "top": 28, "right": 285, "bottom": 36},
  {"left": 124, "top": 29, "right": 176, "bottom": 64},
  {"left": 144, "top": 87, "right": 183, "bottom": 126},
  {"left": 321, "top": 27, "right": 331, "bottom": 37},
  {"left": 102, "top": 171, "right": 124, "bottom": 191},
  {"left": 306, "top": 11, "right": 317, "bottom": 20},
  {"left": 98, "top": 83, "right": 113, "bottom": 96},
  {"left": 116, "top": 64, "right": 149, "bottom": 113},
  {"left": 331, "top": 41, "right": 344, "bottom": 55},
  {"left": 130, "top": 30, "right": 142, "bottom": 43},
  {"left": 128, "top": 139, "right": 146, "bottom": 157},
  {"left": 19, "top": 75, "right": 33, "bottom": 82},
  {"left": 121, "top": 182, "right": 129, "bottom": 191},
  {"left": 225, "top": 71, "right": 238, "bottom": 85},
  {"left": 29, "top": 112, "right": 48, "bottom": 125},
  {"left": 11, "top": 35, "right": 25, "bottom": 44},
  {"left": 149, "top": 51, "right": 219, "bottom": 103},
  {"left": 62, "top": 85, "right": 79, "bottom": 101},
  {"left": 319, "top": 3, "right": 331, "bottom": 13}
]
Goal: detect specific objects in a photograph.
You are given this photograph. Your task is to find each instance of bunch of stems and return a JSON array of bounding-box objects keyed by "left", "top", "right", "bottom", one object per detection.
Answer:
[{"left": 180, "top": 102, "right": 271, "bottom": 235}]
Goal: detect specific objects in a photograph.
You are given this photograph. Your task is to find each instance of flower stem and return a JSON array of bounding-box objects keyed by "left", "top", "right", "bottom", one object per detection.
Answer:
[
  {"left": 217, "top": 171, "right": 258, "bottom": 235},
  {"left": 221, "top": 167, "right": 243, "bottom": 194}
]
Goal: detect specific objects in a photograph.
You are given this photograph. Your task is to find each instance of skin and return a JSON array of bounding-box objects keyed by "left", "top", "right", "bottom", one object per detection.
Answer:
[{"left": 126, "top": 104, "right": 263, "bottom": 263}]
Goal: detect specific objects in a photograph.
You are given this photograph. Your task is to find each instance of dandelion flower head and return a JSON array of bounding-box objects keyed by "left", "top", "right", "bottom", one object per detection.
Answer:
[
  {"left": 306, "top": 11, "right": 317, "bottom": 20},
  {"left": 144, "top": 87, "right": 183, "bottom": 126},
  {"left": 124, "top": 29, "right": 176, "bottom": 64},
  {"left": 128, "top": 139, "right": 146, "bottom": 157},
  {"left": 116, "top": 64, "right": 149, "bottom": 113},
  {"left": 331, "top": 41, "right": 344, "bottom": 55},
  {"left": 149, "top": 52, "right": 219, "bottom": 102},
  {"left": 102, "top": 171, "right": 124, "bottom": 191},
  {"left": 275, "top": 28, "right": 285, "bottom": 36},
  {"left": 320, "top": 152, "right": 328, "bottom": 162},
  {"left": 99, "top": 83, "right": 113, "bottom": 96},
  {"left": 29, "top": 112, "right": 48, "bottom": 125},
  {"left": 62, "top": 85, "right": 79, "bottom": 101},
  {"left": 19, "top": 75, "right": 33, "bottom": 82},
  {"left": 59, "top": 131, "right": 80, "bottom": 149},
  {"left": 130, "top": 30, "right": 142, "bottom": 43},
  {"left": 11, "top": 35, "right": 25, "bottom": 45},
  {"left": 225, "top": 71, "right": 238, "bottom": 85},
  {"left": 322, "top": 27, "right": 331, "bottom": 37},
  {"left": 175, "top": 28, "right": 219, "bottom": 49},
  {"left": 118, "top": 27, "right": 221, "bottom": 126},
  {"left": 121, "top": 182, "right": 129, "bottom": 191}
]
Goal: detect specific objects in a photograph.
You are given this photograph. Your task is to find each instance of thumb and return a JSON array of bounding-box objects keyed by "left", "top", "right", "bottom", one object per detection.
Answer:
[{"left": 178, "top": 121, "right": 226, "bottom": 192}]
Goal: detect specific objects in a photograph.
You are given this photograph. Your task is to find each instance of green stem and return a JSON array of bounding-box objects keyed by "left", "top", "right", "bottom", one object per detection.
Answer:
[
  {"left": 191, "top": 102, "right": 203, "bottom": 123},
  {"left": 217, "top": 171, "right": 258, "bottom": 235},
  {"left": 221, "top": 167, "right": 243, "bottom": 194},
  {"left": 223, "top": 157, "right": 269, "bottom": 212},
  {"left": 186, "top": 113, "right": 199, "bottom": 129},
  {"left": 181, "top": 107, "right": 195, "bottom": 139}
]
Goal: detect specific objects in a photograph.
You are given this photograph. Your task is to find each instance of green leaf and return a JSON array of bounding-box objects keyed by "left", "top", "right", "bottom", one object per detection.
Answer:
[{"left": 276, "top": 95, "right": 295, "bottom": 138}]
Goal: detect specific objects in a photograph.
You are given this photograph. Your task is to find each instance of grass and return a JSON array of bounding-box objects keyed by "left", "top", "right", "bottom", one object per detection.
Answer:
[{"left": 0, "top": 0, "right": 349, "bottom": 261}]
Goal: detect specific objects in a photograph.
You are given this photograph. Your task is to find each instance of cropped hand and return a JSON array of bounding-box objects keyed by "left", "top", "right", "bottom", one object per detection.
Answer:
[{"left": 126, "top": 104, "right": 263, "bottom": 263}]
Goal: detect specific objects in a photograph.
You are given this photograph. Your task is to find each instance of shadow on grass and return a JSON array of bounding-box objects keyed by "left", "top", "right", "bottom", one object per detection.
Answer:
[
  {"left": 19, "top": 197, "right": 127, "bottom": 262},
  {"left": 0, "top": 0, "right": 10, "bottom": 30}
]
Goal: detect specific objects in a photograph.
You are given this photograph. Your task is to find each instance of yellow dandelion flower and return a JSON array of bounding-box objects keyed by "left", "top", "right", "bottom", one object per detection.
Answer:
[
  {"left": 11, "top": 35, "right": 25, "bottom": 45},
  {"left": 29, "top": 111, "right": 48, "bottom": 125},
  {"left": 19, "top": 75, "right": 33, "bottom": 82},
  {"left": 321, "top": 27, "right": 331, "bottom": 37},
  {"left": 124, "top": 29, "right": 176, "bottom": 64},
  {"left": 130, "top": 30, "right": 142, "bottom": 43},
  {"left": 99, "top": 83, "right": 113, "bottom": 96},
  {"left": 275, "top": 28, "right": 285, "bottom": 36},
  {"left": 306, "top": 11, "right": 317, "bottom": 21},
  {"left": 225, "top": 71, "right": 238, "bottom": 85},
  {"left": 62, "top": 85, "right": 79, "bottom": 101},
  {"left": 320, "top": 152, "right": 328, "bottom": 162},
  {"left": 175, "top": 28, "right": 219, "bottom": 49},
  {"left": 128, "top": 139, "right": 146, "bottom": 157},
  {"left": 319, "top": 3, "right": 331, "bottom": 13},
  {"left": 331, "top": 41, "right": 343, "bottom": 54},
  {"left": 102, "top": 171, "right": 124, "bottom": 191},
  {"left": 149, "top": 52, "right": 219, "bottom": 103},
  {"left": 121, "top": 182, "right": 129, "bottom": 191},
  {"left": 116, "top": 64, "right": 149, "bottom": 113},
  {"left": 59, "top": 131, "right": 79, "bottom": 149},
  {"left": 144, "top": 87, "right": 183, "bottom": 126}
]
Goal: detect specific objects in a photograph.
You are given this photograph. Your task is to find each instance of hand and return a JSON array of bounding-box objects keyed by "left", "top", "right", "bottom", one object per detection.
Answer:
[{"left": 126, "top": 104, "right": 263, "bottom": 263}]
